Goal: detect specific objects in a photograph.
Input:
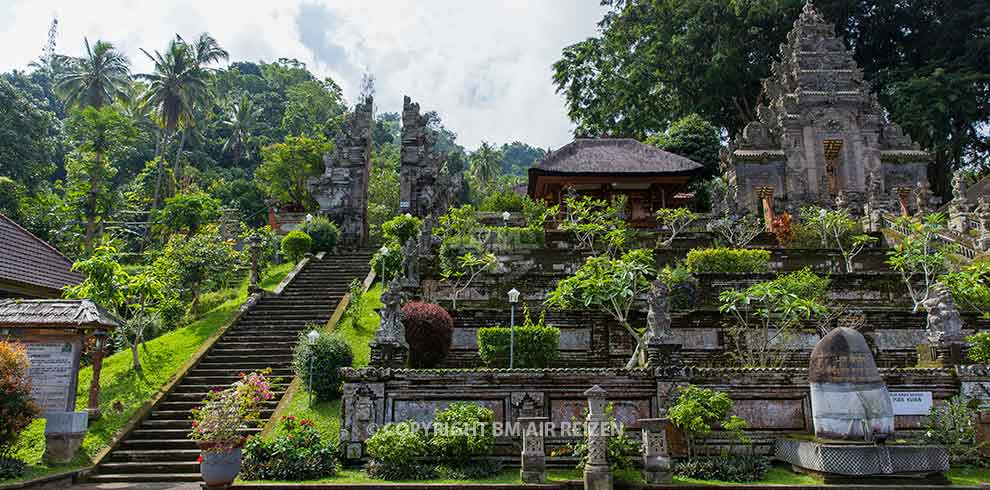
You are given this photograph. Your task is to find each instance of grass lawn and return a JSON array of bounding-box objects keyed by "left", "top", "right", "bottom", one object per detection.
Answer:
[
  {"left": 948, "top": 466, "right": 990, "bottom": 486},
  {"left": 3, "top": 262, "right": 295, "bottom": 484}
]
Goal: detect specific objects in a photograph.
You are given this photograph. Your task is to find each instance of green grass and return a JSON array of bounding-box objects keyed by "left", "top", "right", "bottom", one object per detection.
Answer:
[
  {"left": 948, "top": 466, "right": 990, "bottom": 486},
  {"left": 4, "top": 262, "right": 296, "bottom": 484},
  {"left": 331, "top": 284, "right": 383, "bottom": 367}
]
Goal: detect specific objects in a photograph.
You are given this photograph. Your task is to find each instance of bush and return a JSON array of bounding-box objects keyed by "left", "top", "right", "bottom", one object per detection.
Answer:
[
  {"left": 281, "top": 230, "right": 312, "bottom": 263},
  {"left": 660, "top": 262, "right": 698, "bottom": 309},
  {"left": 365, "top": 421, "right": 434, "bottom": 480},
  {"left": 402, "top": 302, "right": 454, "bottom": 368},
  {"left": 435, "top": 460, "right": 503, "bottom": 480},
  {"left": 0, "top": 341, "right": 39, "bottom": 468},
  {"left": 292, "top": 330, "right": 354, "bottom": 401},
  {"left": 667, "top": 385, "right": 735, "bottom": 458},
  {"left": 370, "top": 244, "right": 403, "bottom": 281},
  {"left": 301, "top": 216, "right": 340, "bottom": 253},
  {"left": 241, "top": 416, "right": 339, "bottom": 481},
  {"left": 478, "top": 309, "right": 559, "bottom": 368},
  {"left": 924, "top": 395, "right": 987, "bottom": 465},
  {"left": 479, "top": 190, "right": 529, "bottom": 213},
  {"left": 554, "top": 403, "right": 640, "bottom": 471},
  {"left": 429, "top": 402, "right": 496, "bottom": 462},
  {"left": 673, "top": 455, "right": 771, "bottom": 482},
  {"left": 382, "top": 214, "right": 422, "bottom": 246},
  {"left": 685, "top": 247, "right": 770, "bottom": 273},
  {"left": 968, "top": 331, "right": 990, "bottom": 364}
]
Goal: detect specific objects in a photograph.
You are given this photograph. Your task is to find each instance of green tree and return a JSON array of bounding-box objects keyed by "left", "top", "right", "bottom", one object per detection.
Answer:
[
  {"left": 545, "top": 249, "right": 656, "bottom": 368},
  {"left": 499, "top": 141, "right": 545, "bottom": 176},
  {"left": 154, "top": 232, "right": 242, "bottom": 315},
  {"left": 468, "top": 141, "right": 504, "bottom": 191},
  {"left": 55, "top": 38, "right": 131, "bottom": 109},
  {"left": 646, "top": 113, "right": 721, "bottom": 180},
  {"left": 886, "top": 213, "right": 953, "bottom": 312},
  {"left": 155, "top": 191, "right": 222, "bottom": 238},
  {"left": 280, "top": 79, "right": 345, "bottom": 138},
  {"left": 0, "top": 177, "right": 24, "bottom": 219},
  {"left": 0, "top": 79, "right": 58, "bottom": 188},
  {"left": 221, "top": 94, "right": 262, "bottom": 165},
  {"left": 256, "top": 135, "right": 330, "bottom": 209},
  {"left": 64, "top": 106, "right": 139, "bottom": 253},
  {"left": 368, "top": 143, "right": 400, "bottom": 238}
]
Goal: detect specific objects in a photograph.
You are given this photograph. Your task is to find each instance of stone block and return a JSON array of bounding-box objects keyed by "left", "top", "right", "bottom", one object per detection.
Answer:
[{"left": 43, "top": 411, "right": 87, "bottom": 464}]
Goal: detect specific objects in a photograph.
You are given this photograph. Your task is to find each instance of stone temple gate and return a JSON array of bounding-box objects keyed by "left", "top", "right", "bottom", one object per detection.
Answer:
[{"left": 725, "top": 1, "right": 930, "bottom": 215}]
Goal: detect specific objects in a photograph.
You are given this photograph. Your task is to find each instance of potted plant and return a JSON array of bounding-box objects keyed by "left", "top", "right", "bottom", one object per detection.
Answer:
[{"left": 189, "top": 371, "right": 275, "bottom": 488}]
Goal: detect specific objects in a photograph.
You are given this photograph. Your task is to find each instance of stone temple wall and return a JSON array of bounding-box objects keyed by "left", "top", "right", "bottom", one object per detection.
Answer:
[{"left": 339, "top": 366, "right": 962, "bottom": 460}]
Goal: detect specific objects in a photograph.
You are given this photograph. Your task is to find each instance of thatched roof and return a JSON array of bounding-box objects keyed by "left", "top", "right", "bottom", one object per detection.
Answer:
[
  {"left": 0, "top": 299, "right": 121, "bottom": 329},
  {"left": 531, "top": 139, "right": 703, "bottom": 175},
  {"left": 0, "top": 214, "right": 83, "bottom": 296}
]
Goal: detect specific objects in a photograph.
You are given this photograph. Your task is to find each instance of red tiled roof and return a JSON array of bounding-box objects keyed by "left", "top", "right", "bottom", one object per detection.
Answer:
[{"left": 0, "top": 214, "right": 83, "bottom": 294}]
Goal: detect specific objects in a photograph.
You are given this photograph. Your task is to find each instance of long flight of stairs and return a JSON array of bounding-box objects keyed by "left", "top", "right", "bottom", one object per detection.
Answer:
[{"left": 88, "top": 251, "right": 372, "bottom": 483}]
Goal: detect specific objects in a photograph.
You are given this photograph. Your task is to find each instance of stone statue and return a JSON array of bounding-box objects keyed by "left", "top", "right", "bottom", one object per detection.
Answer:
[
  {"left": 834, "top": 190, "right": 848, "bottom": 210},
  {"left": 646, "top": 280, "right": 672, "bottom": 342},
  {"left": 419, "top": 214, "right": 437, "bottom": 255},
  {"left": 921, "top": 283, "right": 964, "bottom": 344},
  {"left": 376, "top": 279, "right": 406, "bottom": 345},
  {"left": 401, "top": 237, "right": 420, "bottom": 286},
  {"left": 952, "top": 170, "right": 967, "bottom": 202},
  {"left": 809, "top": 327, "right": 894, "bottom": 441},
  {"left": 976, "top": 197, "right": 990, "bottom": 251},
  {"left": 867, "top": 169, "right": 882, "bottom": 207}
]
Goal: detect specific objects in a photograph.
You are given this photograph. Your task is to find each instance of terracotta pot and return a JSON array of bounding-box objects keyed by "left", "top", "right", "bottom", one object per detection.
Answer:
[{"left": 199, "top": 444, "right": 243, "bottom": 488}]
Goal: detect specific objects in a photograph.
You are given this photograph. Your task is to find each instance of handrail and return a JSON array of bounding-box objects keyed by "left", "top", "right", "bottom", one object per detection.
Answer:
[{"left": 880, "top": 212, "right": 979, "bottom": 260}]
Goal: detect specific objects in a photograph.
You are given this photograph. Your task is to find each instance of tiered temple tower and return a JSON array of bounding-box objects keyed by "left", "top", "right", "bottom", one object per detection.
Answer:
[{"left": 725, "top": 0, "right": 930, "bottom": 214}]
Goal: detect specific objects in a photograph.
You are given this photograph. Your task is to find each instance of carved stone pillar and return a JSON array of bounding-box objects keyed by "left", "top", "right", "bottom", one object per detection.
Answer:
[
  {"left": 369, "top": 280, "right": 409, "bottom": 368},
  {"left": 519, "top": 416, "right": 547, "bottom": 483},
  {"left": 975, "top": 197, "right": 990, "bottom": 251},
  {"left": 584, "top": 385, "right": 612, "bottom": 490},
  {"left": 894, "top": 187, "right": 913, "bottom": 217},
  {"left": 640, "top": 418, "right": 672, "bottom": 484},
  {"left": 341, "top": 381, "right": 386, "bottom": 460},
  {"left": 755, "top": 186, "right": 775, "bottom": 231}
]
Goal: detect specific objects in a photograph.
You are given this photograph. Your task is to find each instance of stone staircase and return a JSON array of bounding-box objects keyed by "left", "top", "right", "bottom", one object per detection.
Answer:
[{"left": 87, "top": 251, "right": 372, "bottom": 483}]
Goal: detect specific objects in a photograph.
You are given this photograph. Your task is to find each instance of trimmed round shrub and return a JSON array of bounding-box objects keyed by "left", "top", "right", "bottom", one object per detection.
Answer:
[
  {"left": 281, "top": 230, "right": 313, "bottom": 263},
  {"left": 382, "top": 214, "right": 422, "bottom": 246},
  {"left": 292, "top": 330, "right": 354, "bottom": 401},
  {"left": 0, "top": 341, "right": 39, "bottom": 476},
  {"left": 241, "top": 416, "right": 338, "bottom": 481},
  {"left": 401, "top": 302, "right": 454, "bottom": 368},
  {"left": 301, "top": 216, "right": 340, "bottom": 253},
  {"left": 477, "top": 325, "right": 559, "bottom": 368},
  {"left": 429, "top": 402, "right": 495, "bottom": 462},
  {"left": 365, "top": 421, "right": 434, "bottom": 480}
]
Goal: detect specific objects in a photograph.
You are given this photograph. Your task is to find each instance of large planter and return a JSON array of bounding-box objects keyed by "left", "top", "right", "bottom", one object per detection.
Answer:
[{"left": 199, "top": 443, "right": 243, "bottom": 488}]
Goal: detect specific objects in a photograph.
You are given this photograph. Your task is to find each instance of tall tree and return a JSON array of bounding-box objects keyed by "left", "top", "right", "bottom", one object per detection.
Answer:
[
  {"left": 0, "top": 79, "right": 58, "bottom": 188},
  {"left": 646, "top": 113, "right": 721, "bottom": 180},
  {"left": 55, "top": 38, "right": 131, "bottom": 109},
  {"left": 65, "top": 106, "right": 138, "bottom": 252},
  {"left": 221, "top": 94, "right": 261, "bottom": 165},
  {"left": 256, "top": 135, "right": 331, "bottom": 210},
  {"left": 469, "top": 141, "right": 504, "bottom": 191}
]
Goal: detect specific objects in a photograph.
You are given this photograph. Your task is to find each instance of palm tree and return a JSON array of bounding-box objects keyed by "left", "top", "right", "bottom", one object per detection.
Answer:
[
  {"left": 55, "top": 38, "right": 130, "bottom": 108},
  {"left": 469, "top": 141, "right": 504, "bottom": 190},
  {"left": 222, "top": 94, "right": 261, "bottom": 165}
]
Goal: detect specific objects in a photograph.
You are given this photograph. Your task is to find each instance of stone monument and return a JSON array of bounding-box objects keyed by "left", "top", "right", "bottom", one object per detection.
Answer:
[
  {"left": 645, "top": 280, "right": 681, "bottom": 370},
  {"left": 640, "top": 418, "right": 672, "bottom": 484},
  {"left": 368, "top": 279, "right": 409, "bottom": 368},
  {"left": 976, "top": 197, "right": 990, "bottom": 251},
  {"left": 775, "top": 327, "right": 949, "bottom": 483},
  {"left": 948, "top": 171, "right": 971, "bottom": 233},
  {"left": 724, "top": 0, "right": 930, "bottom": 215},
  {"left": 519, "top": 416, "right": 547, "bottom": 483},
  {"left": 400, "top": 96, "right": 459, "bottom": 218},
  {"left": 921, "top": 283, "right": 967, "bottom": 366},
  {"left": 401, "top": 236, "right": 420, "bottom": 287},
  {"left": 309, "top": 96, "right": 374, "bottom": 246},
  {"left": 583, "top": 385, "right": 612, "bottom": 490}
]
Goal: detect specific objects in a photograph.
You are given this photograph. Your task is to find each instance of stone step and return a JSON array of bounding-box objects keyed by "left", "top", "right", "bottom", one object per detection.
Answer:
[
  {"left": 86, "top": 473, "right": 202, "bottom": 483},
  {"left": 241, "top": 312, "right": 334, "bottom": 320},
  {"left": 200, "top": 353, "right": 293, "bottom": 364},
  {"left": 163, "top": 391, "right": 285, "bottom": 403},
  {"left": 186, "top": 367, "right": 294, "bottom": 377},
  {"left": 208, "top": 347, "right": 295, "bottom": 356},
  {"left": 196, "top": 361, "right": 288, "bottom": 370},
  {"left": 109, "top": 449, "right": 200, "bottom": 462},
  {"left": 148, "top": 409, "right": 276, "bottom": 420},
  {"left": 129, "top": 427, "right": 261, "bottom": 441},
  {"left": 218, "top": 335, "right": 301, "bottom": 343},
  {"left": 211, "top": 341, "right": 297, "bottom": 350},
  {"left": 98, "top": 461, "right": 200, "bottom": 475},
  {"left": 122, "top": 438, "right": 196, "bottom": 450},
  {"left": 158, "top": 399, "right": 281, "bottom": 411}
]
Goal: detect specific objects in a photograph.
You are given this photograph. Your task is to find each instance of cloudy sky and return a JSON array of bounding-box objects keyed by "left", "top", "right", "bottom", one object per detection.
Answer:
[{"left": 0, "top": 1, "right": 607, "bottom": 150}]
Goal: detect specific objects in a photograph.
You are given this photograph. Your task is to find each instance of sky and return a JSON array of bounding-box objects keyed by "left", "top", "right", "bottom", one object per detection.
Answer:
[{"left": 0, "top": 1, "right": 608, "bottom": 151}]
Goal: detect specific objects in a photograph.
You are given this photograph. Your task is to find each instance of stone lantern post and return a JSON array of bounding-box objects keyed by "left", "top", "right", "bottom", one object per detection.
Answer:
[
  {"left": 519, "top": 416, "right": 547, "bottom": 483},
  {"left": 640, "top": 418, "right": 672, "bottom": 483},
  {"left": 584, "top": 385, "right": 612, "bottom": 490}
]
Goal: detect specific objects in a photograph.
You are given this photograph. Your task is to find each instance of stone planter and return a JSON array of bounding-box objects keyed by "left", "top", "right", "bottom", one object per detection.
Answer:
[{"left": 198, "top": 443, "right": 243, "bottom": 489}]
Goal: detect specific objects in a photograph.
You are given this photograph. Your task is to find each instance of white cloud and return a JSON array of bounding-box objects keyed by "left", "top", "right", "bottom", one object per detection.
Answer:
[{"left": 0, "top": 0, "right": 606, "bottom": 150}]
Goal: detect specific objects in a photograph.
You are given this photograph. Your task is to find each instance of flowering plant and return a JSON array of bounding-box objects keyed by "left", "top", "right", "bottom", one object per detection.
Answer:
[{"left": 189, "top": 371, "right": 277, "bottom": 453}]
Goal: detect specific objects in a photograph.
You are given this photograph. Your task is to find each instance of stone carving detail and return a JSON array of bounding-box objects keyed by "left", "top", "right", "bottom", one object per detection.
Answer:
[
  {"left": 922, "top": 283, "right": 964, "bottom": 344},
  {"left": 340, "top": 382, "right": 385, "bottom": 459},
  {"left": 401, "top": 236, "right": 420, "bottom": 286},
  {"left": 511, "top": 391, "right": 545, "bottom": 419},
  {"left": 640, "top": 418, "right": 672, "bottom": 484},
  {"left": 646, "top": 280, "right": 672, "bottom": 342},
  {"left": 915, "top": 180, "right": 932, "bottom": 215},
  {"left": 519, "top": 416, "right": 547, "bottom": 484},
  {"left": 583, "top": 385, "right": 612, "bottom": 490},
  {"left": 949, "top": 171, "right": 971, "bottom": 233},
  {"left": 976, "top": 197, "right": 990, "bottom": 251},
  {"left": 369, "top": 279, "right": 409, "bottom": 368},
  {"left": 724, "top": 0, "right": 929, "bottom": 214},
  {"left": 400, "top": 96, "right": 461, "bottom": 218},
  {"left": 309, "top": 96, "right": 374, "bottom": 245}
]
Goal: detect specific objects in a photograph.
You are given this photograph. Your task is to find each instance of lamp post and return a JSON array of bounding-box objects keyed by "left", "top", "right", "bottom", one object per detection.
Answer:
[
  {"left": 307, "top": 330, "right": 320, "bottom": 407},
  {"left": 379, "top": 245, "right": 390, "bottom": 286},
  {"left": 508, "top": 288, "right": 520, "bottom": 368},
  {"left": 502, "top": 211, "right": 511, "bottom": 225}
]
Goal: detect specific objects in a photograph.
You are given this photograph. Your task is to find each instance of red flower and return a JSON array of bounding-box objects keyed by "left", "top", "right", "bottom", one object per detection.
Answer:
[{"left": 197, "top": 456, "right": 204, "bottom": 463}]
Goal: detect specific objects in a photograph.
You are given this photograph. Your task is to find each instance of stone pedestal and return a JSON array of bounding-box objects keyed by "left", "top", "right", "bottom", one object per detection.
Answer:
[
  {"left": 43, "top": 411, "right": 88, "bottom": 464},
  {"left": 583, "top": 385, "right": 612, "bottom": 490},
  {"left": 369, "top": 340, "right": 408, "bottom": 368},
  {"left": 646, "top": 341, "right": 682, "bottom": 371},
  {"left": 519, "top": 416, "right": 547, "bottom": 483},
  {"left": 775, "top": 438, "right": 949, "bottom": 484},
  {"left": 640, "top": 418, "right": 672, "bottom": 484}
]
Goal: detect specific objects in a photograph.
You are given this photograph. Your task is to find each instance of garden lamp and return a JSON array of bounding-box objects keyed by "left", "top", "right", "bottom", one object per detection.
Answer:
[
  {"left": 379, "top": 245, "right": 390, "bottom": 285},
  {"left": 502, "top": 211, "right": 511, "bottom": 224},
  {"left": 508, "top": 288, "right": 520, "bottom": 368},
  {"left": 305, "top": 213, "right": 314, "bottom": 222},
  {"left": 307, "top": 330, "right": 320, "bottom": 406}
]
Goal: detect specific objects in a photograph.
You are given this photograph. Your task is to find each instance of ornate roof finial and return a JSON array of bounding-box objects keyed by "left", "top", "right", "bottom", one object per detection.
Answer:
[{"left": 801, "top": 0, "right": 823, "bottom": 23}]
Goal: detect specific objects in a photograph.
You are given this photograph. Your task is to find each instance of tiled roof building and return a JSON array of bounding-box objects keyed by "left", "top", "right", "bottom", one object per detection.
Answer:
[{"left": 0, "top": 213, "right": 83, "bottom": 298}]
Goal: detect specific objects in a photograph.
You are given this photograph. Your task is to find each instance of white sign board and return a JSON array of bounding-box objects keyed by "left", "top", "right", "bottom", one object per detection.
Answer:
[
  {"left": 890, "top": 391, "right": 933, "bottom": 416},
  {"left": 26, "top": 342, "right": 77, "bottom": 413}
]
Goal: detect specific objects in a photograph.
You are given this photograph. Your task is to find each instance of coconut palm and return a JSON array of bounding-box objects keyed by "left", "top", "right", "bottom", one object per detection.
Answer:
[
  {"left": 55, "top": 38, "right": 131, "bottom": 108},
  {"left": 469, "top": 141, "right": 504, "bottom": 190},
  {"left": 222, "top": 94, "right": 261, "bottom": 165}
]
